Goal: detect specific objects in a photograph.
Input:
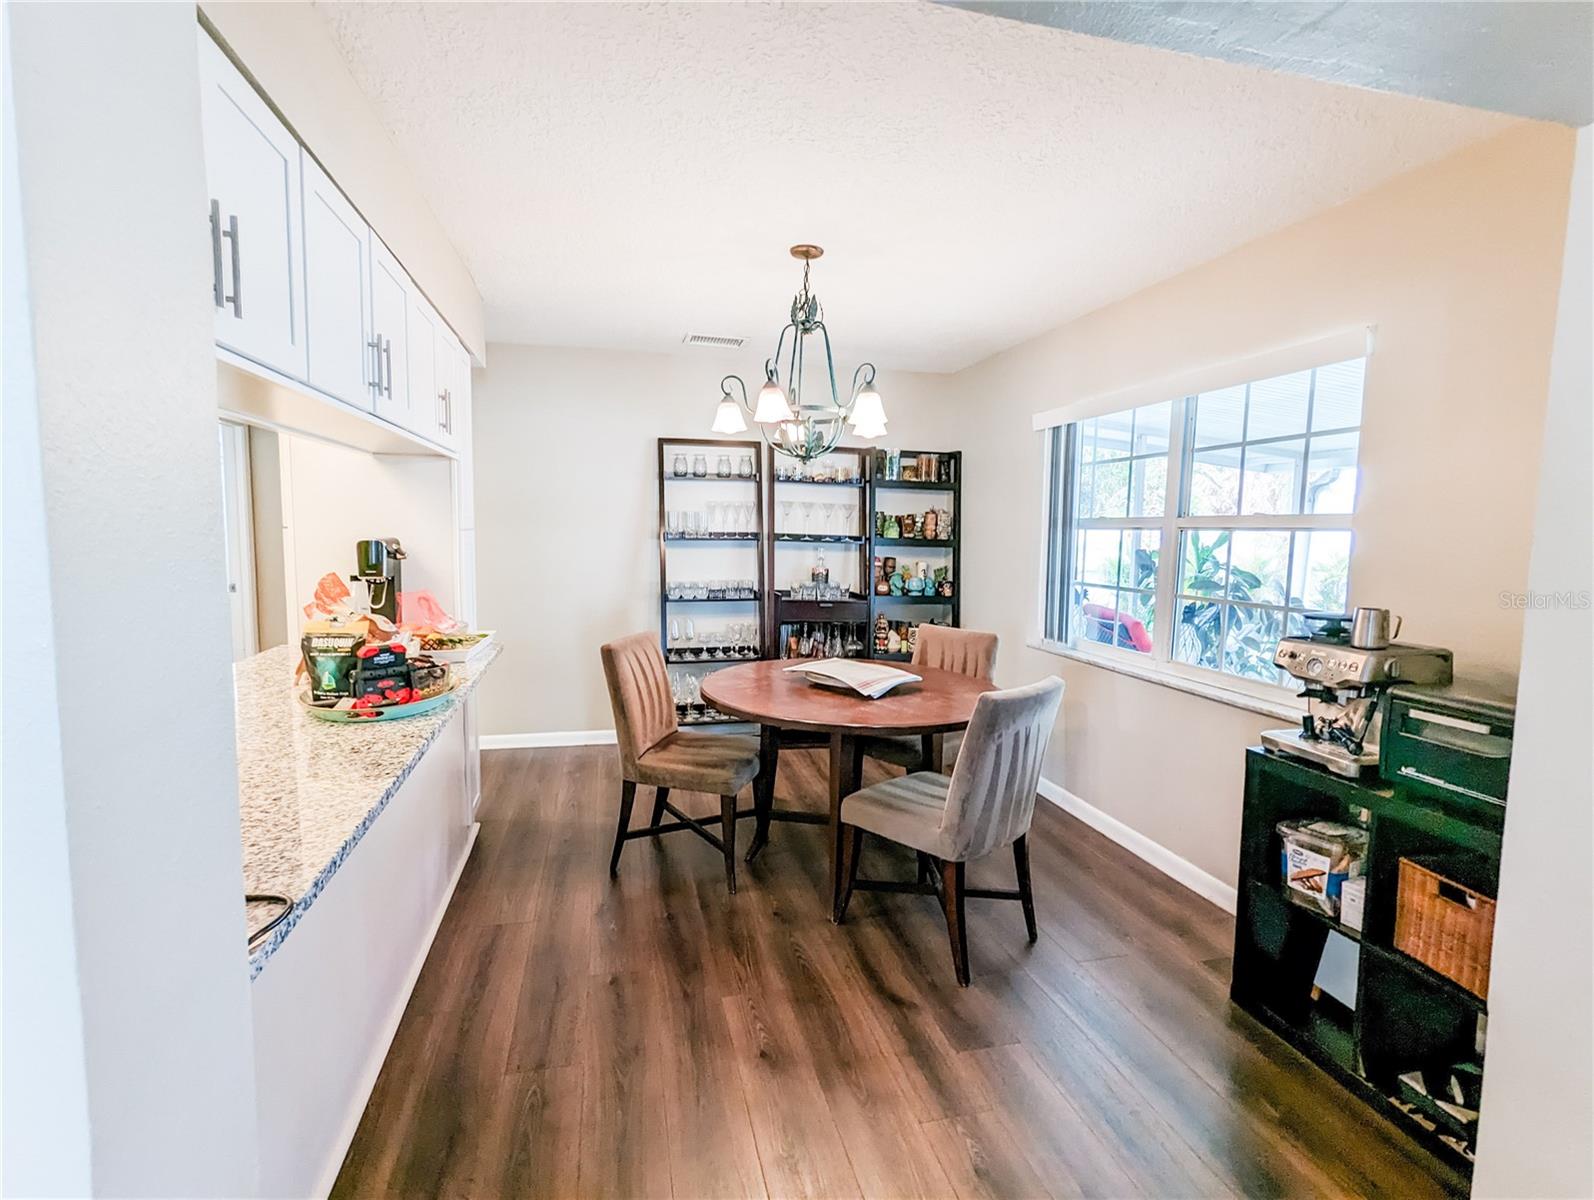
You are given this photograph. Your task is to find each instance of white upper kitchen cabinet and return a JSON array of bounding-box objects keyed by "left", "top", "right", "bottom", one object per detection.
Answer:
[
  {"left": 198, "top": 28, "right": 306, "bottom": 379},
  {"left": 449, "top": 339, "right": 471, "bottom": 522},
  {"left": 300, "top": 153, "right": 373, "bottom": 411},
  {"left": 368, "top": 236, "right": 411, "bottom": 429},
  {"left": 406, "top": 289, "right": 443, "bottom": 442},
  {"left": 431, "top": 331, "right": 468, "bottom": 456}
]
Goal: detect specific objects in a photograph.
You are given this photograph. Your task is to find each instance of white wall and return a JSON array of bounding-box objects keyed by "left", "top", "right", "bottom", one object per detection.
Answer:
[
  {"left": 5, "top": 4, "right": 260, "bottom": 1194},
  {"left": 948, "top": 123, "right": 1575, "bottom": 887},
  {"left": 274, "top": 433, "right": 458, "bottom": 635},
  {"left": 200, "top": 1, "right": 486, "bottom": 359},
  {"left": 1473, "top": 122, "right": 1594, "bottom": 1200},
  {"left": 470, "top": 343, "right": 965, "bottom": 736},
  {"left": 1, "top": 9, "right": 93, "bottom": 1188}
]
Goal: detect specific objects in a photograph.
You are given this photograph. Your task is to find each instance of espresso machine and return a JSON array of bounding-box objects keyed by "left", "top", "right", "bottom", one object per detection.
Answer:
[
  {"left": 1260, "top": 612, "right": 1453, "bottom": 777},
  {"left": 352, "top": 538, "right": 405, "bottom": 624}
]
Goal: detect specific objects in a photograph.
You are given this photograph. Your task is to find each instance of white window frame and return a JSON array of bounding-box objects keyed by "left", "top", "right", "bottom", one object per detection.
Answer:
[{"left": 1036, "top": 336, "right": 1371, "bottom": 711}]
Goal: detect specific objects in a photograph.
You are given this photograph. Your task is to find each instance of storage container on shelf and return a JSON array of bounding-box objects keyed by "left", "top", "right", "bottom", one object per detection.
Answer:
[{"left": 1277, "top": 818, "right": 1368, "bottom": 918}]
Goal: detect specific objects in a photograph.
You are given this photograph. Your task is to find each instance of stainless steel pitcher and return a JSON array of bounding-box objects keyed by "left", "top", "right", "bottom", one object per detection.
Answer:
[{"left": 1350, "top": 607, "right": 1403, "bottom": 649}]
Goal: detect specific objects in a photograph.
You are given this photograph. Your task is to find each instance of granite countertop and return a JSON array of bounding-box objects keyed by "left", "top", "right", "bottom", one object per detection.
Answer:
[{"left": 237, "top": 641, "right": 500, "bottom": 978}]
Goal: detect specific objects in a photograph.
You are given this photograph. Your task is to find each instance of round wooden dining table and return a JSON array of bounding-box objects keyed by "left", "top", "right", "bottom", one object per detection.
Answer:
[{"left": 701, "top": 659, "right": 996, "bottom": 913}]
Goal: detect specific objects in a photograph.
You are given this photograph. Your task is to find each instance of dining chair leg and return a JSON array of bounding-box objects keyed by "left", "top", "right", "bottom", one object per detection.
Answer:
[
  {"left": 647, "top": 786, "right": 669, "bottom": 833},
  {"left": 720, "top": 794, "right": 738, "bottom": 895},
  {"left": 1013, "top": 834, "right": 1038, "bottom": 943},
  {"left": 834, "top": 825, "right": 863, "bottom": 924},
  {"left": 609, "top": 780, "right": 637, "bottom": 877},
  {"left": 940, "top": 859, "right": 970, "bottom": 987},
  {"left": 920, "top": 733, "right": 944, "bottom": 774}
]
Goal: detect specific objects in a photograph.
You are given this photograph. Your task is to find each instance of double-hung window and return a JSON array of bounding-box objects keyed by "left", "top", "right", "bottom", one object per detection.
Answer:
[{"left": 1043, "top": 352, "right": 1366, "bottom": 693}]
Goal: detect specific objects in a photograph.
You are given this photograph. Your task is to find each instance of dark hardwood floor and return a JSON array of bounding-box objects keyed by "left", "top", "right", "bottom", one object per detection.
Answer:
[{"left": 332, "top": 745, "right": 1461, "bottom": 1199}]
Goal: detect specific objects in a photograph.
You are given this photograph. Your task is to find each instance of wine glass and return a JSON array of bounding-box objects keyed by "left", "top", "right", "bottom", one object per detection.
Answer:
[
  {"left": 742, "top": 502, "right": 758, "bottom": 536},
  {"left": 819, "top": 501, "right": 836, "bottom": 537},
  {"left": 780, "top": 500, "right": 796, "bottom": 536},
  {"left": 800, "top": 502, "right": 816, "bottom": 538},
  {"left": 707, "top": 501, "right": 722, "bottom": 537},
  {"left": 842, "top": 503, "right": 857, "bottom": 538}
]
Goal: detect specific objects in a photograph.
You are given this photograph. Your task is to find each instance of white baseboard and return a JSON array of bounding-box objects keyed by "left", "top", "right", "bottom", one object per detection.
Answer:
[
  {"left": 1036, "top": 777, "right": 1237, "bottom": 914},
  {"left": 480, "top": 729, "right": 616, "bottom": 750},
  {"left": 310, "top": 822, "right": 480, "bottom": 1199}
]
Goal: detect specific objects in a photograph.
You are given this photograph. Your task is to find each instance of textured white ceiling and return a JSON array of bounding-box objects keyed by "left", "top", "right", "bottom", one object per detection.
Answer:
[{"left": 314, "top": 2, "right": 1516, "bottom": 373}]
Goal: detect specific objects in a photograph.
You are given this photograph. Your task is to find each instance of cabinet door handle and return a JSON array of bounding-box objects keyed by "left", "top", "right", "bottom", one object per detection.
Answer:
[
  {"left": 221, "top": 214, "right": 242, "bottom": 317},
  {"left": 368, "top": 338, "right": 382, "bottom": 394},
  {"left": 209, "top": 200, "right": 225, "bottom": 309},
  {"left": 382, "top": 339, "right": 393, "bottom": 397}
]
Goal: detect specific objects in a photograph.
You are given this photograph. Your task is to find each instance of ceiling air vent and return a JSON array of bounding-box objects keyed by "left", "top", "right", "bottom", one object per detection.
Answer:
[{"left": 681, "top": 332, "right": 746, "bottom": 349}]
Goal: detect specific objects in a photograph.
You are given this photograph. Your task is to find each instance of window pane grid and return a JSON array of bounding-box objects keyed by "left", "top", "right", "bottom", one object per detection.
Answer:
[{"left": 1049, "top": 359, "right": 1364, "bottom": 689}]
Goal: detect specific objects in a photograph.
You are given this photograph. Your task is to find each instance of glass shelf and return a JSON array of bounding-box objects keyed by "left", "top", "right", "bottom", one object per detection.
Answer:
[
  {"left": 874, "top": 537, "right": 955, "bottom": 549},
  {"left": 874, "top": 593, "right": 955, "bottom": 604},
  {"left": 663, "top": 534, "right": 760, "bottom": 543},
  {"left": 664, "top": 474, "right": 759, "bottom": 483},
  {"left": 773, "top": 534, "right": 865, "bottom": 545},
  {"left": 874, "top": 478, "right": 955, "bottom": 490}
]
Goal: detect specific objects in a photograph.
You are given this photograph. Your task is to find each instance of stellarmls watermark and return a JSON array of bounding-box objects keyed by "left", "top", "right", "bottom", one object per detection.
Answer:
[{"left": 1499, "top": 590, "right": 1593, "bottom": 609}]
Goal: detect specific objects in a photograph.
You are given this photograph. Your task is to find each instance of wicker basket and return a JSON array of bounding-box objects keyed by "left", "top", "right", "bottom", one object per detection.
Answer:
[{"left": 1393, "top": 858, "right": 1496, "bottom": 998}]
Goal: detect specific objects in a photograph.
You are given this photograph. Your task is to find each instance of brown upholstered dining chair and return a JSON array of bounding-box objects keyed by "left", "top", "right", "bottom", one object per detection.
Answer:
[
  {"left": 835, "top": 676, "right": 1064, "bottom": 986},
  {"left": 599, "top": 632, "right": 760, "bottom": 893},
  {"left": 861, "top": 625, "right": 999, "bottom": 773}
]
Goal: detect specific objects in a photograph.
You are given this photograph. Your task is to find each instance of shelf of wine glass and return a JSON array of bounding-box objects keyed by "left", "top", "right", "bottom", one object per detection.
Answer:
[
  {"left": 773, "top": 533, "right": 866, "bottom": 545},
  {"left": 665, "top": 473, "right": 760, "bottom": 483},
  {"left": 665, "top": 652, "right": 769, "bottom": 666},
  {"left": 873, "top": 536, "right": 955, "bottom": 549},
  {"left": 662, "top": 533, "right": 760, "bottom": 543},
  {"left": 665, "top": 593, "right": 760, "bottom": 604},
  {"left": 771, "top": 477, "right": 865, "bottom": 488},
  {"left": 874, "top": 478, "right": 956, "bottom": 491},
  {"left": 678, "top": 711, "right": 748, "bottom": 727}
]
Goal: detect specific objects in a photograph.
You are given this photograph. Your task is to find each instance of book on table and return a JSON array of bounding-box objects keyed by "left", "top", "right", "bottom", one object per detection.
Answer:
[{"left": 784, "top": 657, "right": 923, "bottom": 699}]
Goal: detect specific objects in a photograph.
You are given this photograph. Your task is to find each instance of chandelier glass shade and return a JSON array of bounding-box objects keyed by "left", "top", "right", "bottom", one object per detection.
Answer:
[{"left": 713, "top": 245, "right": 885, "bottom": 463}]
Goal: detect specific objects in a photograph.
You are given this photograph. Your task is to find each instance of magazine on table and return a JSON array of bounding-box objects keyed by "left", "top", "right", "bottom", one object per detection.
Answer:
[{"left": 784, "top": 657, "right": 922, "bottom": 699}]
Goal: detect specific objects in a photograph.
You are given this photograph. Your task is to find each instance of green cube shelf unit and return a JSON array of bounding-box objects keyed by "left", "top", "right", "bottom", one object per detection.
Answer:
[
  {"left": 1232, "top": 747, "right": 1505, "bottom": 1191},
  {"left": 867, "top": 449, "right": 962, "bottom": 660}
]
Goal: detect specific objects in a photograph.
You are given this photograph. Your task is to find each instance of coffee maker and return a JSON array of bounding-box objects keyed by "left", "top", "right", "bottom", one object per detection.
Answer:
[
  {"left": 353, "top": 538, "right": 405, "bottom": 624},
  {"left": 1260, "top": 613, "right": 1453, "bottom": 777}
]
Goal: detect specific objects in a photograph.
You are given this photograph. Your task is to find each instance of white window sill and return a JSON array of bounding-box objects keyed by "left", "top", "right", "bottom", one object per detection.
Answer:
[{"left": 1027, "top": 637, "right": 1305, "bottom": 721}]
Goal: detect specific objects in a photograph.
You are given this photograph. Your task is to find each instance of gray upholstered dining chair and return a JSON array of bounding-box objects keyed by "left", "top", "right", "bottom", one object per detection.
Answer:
[
  {"left": 599, "top": 632, "right": 760, "bottom": 894},
  {"left": 835, "top": 675, "right": 1064, "bottom": 986},
  {"left": 861, "top": 625, "right": 999, "bottom": 773}
]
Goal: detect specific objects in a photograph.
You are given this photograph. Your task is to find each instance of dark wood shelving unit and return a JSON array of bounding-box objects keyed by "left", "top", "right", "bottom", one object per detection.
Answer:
[
  {"left": 763, "top": 445, "right": 872, "bottom": 661},
  {"left": 658, "top": 437, "right": 766, "bottom": 726},
  {"left": 1232, "top": 746, "right": 1504, "bottom": 1191},
  {"left": 867, "top": 449, "right": 961, "bottom": 657},
  {"left": 663, "top": 436, "right": 969, "bottom": 669}
]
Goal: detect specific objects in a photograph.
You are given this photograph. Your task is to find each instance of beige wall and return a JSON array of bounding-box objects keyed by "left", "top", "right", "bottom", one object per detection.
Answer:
[
  {"left": 951, "top": 123, "right": 1574, "bottom": 887},
  {"left": 201, "top": 1, "right": 486, "bottom": 359},
  {"left": 470, "top": 343, "right": 966, "bottom": 736}
]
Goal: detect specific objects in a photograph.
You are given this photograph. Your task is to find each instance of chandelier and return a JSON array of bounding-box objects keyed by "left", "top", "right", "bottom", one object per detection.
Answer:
[{"left": 711, "top": 244, "right": 887, "bottom": 462}]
